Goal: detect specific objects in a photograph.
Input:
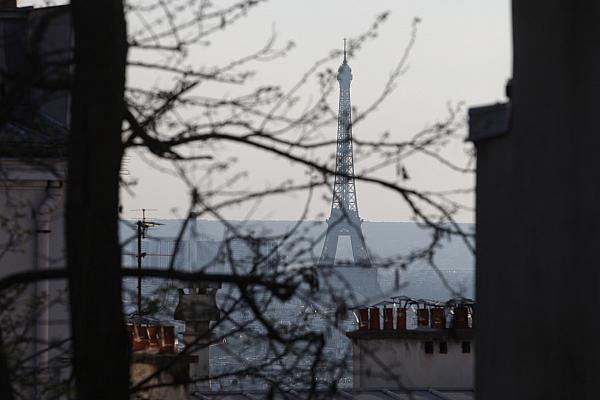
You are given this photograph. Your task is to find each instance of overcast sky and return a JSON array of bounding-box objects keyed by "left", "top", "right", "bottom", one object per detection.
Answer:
[{"left": 26, "top": 0, "right": 512, "bottom": 223}]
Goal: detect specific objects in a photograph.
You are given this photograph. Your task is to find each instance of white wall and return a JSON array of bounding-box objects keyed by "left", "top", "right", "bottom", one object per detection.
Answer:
[
  {"left": 0, "top": 158, "right": 69, "bottom": 371},
  {"left": 352, "top": 334, "right": 474, "bottom": 389}
]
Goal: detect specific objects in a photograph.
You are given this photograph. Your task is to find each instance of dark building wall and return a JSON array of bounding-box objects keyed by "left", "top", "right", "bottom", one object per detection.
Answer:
[
  {"left": 29, "top": 7, "right": 72, "bottom": 126},
  {"left": 0, "top": 6, "right": 71, "bottom": 126},
  {"left": 476, "top": 3, "right": 600, "bottom": 399}
]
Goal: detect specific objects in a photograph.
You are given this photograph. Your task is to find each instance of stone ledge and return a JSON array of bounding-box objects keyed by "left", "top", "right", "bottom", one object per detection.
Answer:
[{"left": 346, "top": 328, "right": 474, "bottom": 341}]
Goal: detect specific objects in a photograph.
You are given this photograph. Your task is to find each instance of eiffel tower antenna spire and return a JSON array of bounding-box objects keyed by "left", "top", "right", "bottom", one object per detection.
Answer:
[{"left": 319, "top": 45, "right": 371, "bottom": 267}]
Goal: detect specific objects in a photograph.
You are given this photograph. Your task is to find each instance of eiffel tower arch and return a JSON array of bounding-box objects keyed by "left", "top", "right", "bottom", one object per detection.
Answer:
[
  {"left": 319, "top": 41, "right": 372, "bottom": 268},
  {"left": 320, "top": 210, "right": 371, "bottom": 267}
]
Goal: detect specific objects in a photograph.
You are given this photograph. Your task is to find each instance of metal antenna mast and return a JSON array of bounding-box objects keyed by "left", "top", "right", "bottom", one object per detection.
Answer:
[
  {"left": 319, "top": 41, "right": 371, "bottom": 267},
  {"left": 131, "top": 208, "right": 162, "bottom": 315}
]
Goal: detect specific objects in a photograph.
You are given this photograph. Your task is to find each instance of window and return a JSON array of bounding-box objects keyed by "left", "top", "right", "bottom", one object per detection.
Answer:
[
  {"left": 462, "top": 341, "right": 471, "bottom": 354},
  {"left": 424, "top": 341, "right": 434, "bottom": 354},
  {"left": 439, "top": 342, "right": 448, "bottom": 354}
]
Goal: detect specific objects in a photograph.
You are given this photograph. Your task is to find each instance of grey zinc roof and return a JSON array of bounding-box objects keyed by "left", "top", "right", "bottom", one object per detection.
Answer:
[
  {"left": 194, "top": 388, "right": 475, "bottom": 400},
  {"left": 0, "top": 112, "right": 68, "bottom": 157}
]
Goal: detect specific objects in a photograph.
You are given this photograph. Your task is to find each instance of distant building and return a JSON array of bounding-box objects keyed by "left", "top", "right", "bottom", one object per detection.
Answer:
[
  {"left": 196, "top": 239, "right": 222, "bottom": 271},
  {"left": 143, "top": 238, "right": 190, "bottom": 270},
  {"left": 224, "top": 237, "right": 281, "bottom": 274},
  {"left": 125, "top": 236, "right": 283, "bottom": 273}
]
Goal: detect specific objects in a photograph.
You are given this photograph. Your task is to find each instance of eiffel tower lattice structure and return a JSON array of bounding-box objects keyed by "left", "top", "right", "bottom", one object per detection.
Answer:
[{"left": 319, "top": 41, "right": 372, "bottom": 268}]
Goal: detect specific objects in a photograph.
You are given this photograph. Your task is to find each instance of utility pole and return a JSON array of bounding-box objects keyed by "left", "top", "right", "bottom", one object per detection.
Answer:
[
  {"left": 136, "top": 219, "right": 143, "bottom": 315},
  {"left": 132, "top": 208, "right": 161, "bottom": 315}
]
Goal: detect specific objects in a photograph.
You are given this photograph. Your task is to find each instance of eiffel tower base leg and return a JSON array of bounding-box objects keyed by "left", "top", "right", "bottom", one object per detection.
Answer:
[
  {"left": 349, "top": 229, "right": 371, "bottom": 267},
  {"left": 319, "top": 219, "right": 371, "bottom": 268},
  {"left": 319, "top": 226, "right": 340, "bottom": 266}
]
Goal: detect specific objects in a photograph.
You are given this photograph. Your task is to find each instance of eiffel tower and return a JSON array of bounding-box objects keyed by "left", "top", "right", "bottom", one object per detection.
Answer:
[{"left": 319, "top": 40, "right": 372, "bottom": 268}]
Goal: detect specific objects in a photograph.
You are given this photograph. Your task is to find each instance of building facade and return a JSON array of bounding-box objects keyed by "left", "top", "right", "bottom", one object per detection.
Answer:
[
  {"left": 0, "top": 4, "right": 72, "bottom": 388},
  {"left": 348, "top": 298, "right": 474, "bottom": 391}
]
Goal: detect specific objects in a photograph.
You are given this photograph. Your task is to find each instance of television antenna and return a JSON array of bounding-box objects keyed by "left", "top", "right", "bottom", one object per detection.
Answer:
[{"left": 131, "top": 208, "right": 163, "bottom": 315}]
